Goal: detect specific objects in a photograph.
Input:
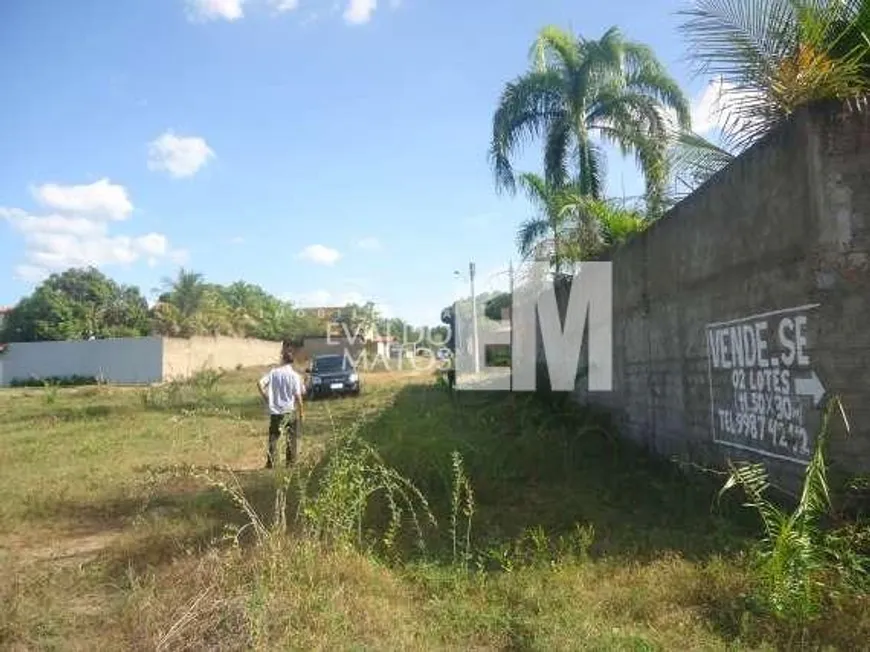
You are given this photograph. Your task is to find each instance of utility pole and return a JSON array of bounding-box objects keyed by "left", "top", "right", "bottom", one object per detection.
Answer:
[
  {"left": 469, "top": 261, "right": 479, "bottom": 374},
  {"left": 508, "top": 259, "right": 514, "bottom": 392}
]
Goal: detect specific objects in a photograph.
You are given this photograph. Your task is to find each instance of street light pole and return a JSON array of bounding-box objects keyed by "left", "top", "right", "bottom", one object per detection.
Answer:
[
  {"left": 508, "top": 259, "right": 514, "bottom": 391},
  {"left": 469, "top": 261, "right": 480, "bottom": 374}
]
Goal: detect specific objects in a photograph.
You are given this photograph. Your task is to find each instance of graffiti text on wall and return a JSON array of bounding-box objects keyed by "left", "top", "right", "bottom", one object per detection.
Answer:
[{"left": 706, "top": 304, "right": 824, "bottom": 465}]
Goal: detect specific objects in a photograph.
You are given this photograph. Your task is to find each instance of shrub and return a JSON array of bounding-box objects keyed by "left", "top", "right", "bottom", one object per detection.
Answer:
[
  {"left": 141, "top": 367, "right": 226, "bottom": 410},
  {"left": 9, "top": 375, "right": 99, "bottom": 388}
]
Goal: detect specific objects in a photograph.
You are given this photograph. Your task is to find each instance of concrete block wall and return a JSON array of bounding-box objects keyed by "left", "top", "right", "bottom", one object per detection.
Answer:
[
  {"left": 573, "top": 99, "right": 870, "bottom": 490},
  {"left": 161, "top": 336, "right": 283, "bottom": 380}
]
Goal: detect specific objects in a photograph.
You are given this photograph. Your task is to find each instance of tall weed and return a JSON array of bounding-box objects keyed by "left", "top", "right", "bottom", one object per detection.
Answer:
[
  {"left": 42, "top": 379, "right": 59, "bottom": 406},
  {"left": 298, "top": 424, "right": 437, "bottom": 553},
  {"left": 202, "top": 421, "right": 437, "bottom": 558},
  {"left": 142, "top": 367, "right": 226, "bottom": 410},
  {"left": 449, "top": 451, "right": 475, "bottom": 567},
  {"left": 719, "top": 396, "right": 862, "bottom": 626}
]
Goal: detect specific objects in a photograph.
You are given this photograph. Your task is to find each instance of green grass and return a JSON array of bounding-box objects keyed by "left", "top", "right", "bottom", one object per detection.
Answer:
[{"left": 1, "top": 367, "right": 867, "bottom": 650}]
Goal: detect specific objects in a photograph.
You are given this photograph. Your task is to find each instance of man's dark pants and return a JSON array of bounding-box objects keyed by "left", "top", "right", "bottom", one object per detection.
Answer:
[{"left": 267, "top": 412, "right": 300, "bottom": 468}]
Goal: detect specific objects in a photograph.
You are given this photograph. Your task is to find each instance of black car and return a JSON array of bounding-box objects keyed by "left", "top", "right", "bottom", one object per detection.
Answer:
[{"left": 305, "top": 354, "right": 361, "bottom": 399}]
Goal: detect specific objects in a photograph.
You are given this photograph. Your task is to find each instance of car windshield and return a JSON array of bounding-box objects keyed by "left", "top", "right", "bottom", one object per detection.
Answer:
[{"left": 312, "top": 356, "right": 350, "bottom": 373}]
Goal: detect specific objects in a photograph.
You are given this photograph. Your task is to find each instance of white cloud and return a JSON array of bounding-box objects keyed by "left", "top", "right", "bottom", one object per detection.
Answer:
[
  {"left": 21, "top": 232, "right": 171, "bottom": 270},
  {"left": 186, "top": 0, "right": 244, "bottom": 22},
  {"left": 14, "top": 265, "right": 51, "bottom": 283},
  {"left": 271, "top": 0, "right": 299, "bottom": 11},
  {"left": 356, "top": 236, "right": 381, "bottom": 251},
  {"left": 8, "top": 214, "right": 107, "bottom": 238},
  {"left": 343, "top": 0, "right": 376, "bottom": 24},
  {"left": 147, "top": 131, "right": 215, "bottom": 179},
  {"left": 2, "top": 181, "right": 187, "bottom": 283},
  {"left": 691, "top": 79, "right": 731, "bottom": 134},
  {"left": 690, "top": 77, "right": 766, "bottom": 136},
  {"left": 298, "top": 244, "right": 341, "bottom": 265},
  {"left": 136, "top": 232, "right": 170, "bottom": 257},
  {"left": 229, "top": 236, "right": 245, "bottom": 245},
  {"left": 31, "top": 178, "right": 133, "bottom": 221}
]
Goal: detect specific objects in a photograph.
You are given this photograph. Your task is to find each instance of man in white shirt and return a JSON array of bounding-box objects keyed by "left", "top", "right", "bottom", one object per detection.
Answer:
[{"left": 257, "top": 345, "right": 305, "bottom": 468}]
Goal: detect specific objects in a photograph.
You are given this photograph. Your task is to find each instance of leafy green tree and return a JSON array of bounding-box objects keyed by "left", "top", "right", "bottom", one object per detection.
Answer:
[
  {"left": 334, "top": 302, "right": 381, "bottom": 342},
  {"left": 484, "top": 293, "right": 512, "bottom": 323},
  {"left": 219, "top": 281, "right": 278, "bottom": 336},
  {"left": 1, "top": 267, "right": 150, "bottom": 342},
  {"left": 491, "top": 25, "right": 691, "bottom": 216},
  {"left": 194, "top": 287, "right": 235, "bottom": 336},
  {"left": 428, "top": 324, "right": 450, "bottom": 347},
  {"left": 150, "top": 301, "right": 184, "bottom": 337}
]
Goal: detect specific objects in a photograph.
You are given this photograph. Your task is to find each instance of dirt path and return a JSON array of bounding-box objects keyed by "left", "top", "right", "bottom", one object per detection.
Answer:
[{"left": 1, "top": 527, "right": 125, "bottom": 567}]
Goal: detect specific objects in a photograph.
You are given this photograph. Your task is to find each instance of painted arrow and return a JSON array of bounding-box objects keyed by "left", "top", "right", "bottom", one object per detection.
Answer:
[{"left": 794, "top": 371, "right": 826, "bottom": 407}]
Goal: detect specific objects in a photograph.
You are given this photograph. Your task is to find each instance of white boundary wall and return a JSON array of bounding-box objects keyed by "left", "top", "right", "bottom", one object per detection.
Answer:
[
  {"left": 0, "top": 335, "right": 285, "bottom": 386},
  {"left": 0, "top": 336, "right": 164, "bottom": 386}
]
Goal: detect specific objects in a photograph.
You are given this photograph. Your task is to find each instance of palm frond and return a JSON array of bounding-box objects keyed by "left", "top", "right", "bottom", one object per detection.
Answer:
[
  {"left": 543, "top": 117, "right": 572, "bottom": 187},
  {"left": 795, "top": 395, "right": 851, "bottom": 521},
  {"left": 516, "top": 172, "right": 553, "bottom": 211},
  {"left": 679, "top": 0, "right": 870, "bottom": 152},
  {"left": 669, "top": 129, "right": 736, "bottom": 194},
  {"left": 555, "top": 192, "right": 649, "bottom": 258},
  {"left": 574, "top": 139, "right": 606, "bottom": 198},
  {"left": 623, "top": 41, "right": 694, "bottom": 129},
  {"left": 592, "top": 109, "right": 669, "bottom": 216},
  {"left": 530, "top": 25, "right": 582, "bottom": 72},
  {"left": 720, "top": 461, "right": 787, "bottom": 539},
  {"left": 516, "top": 218, "right": 552, "bottom": 258},
  {"left": 490, "top": 70, "right": 567, "bottom": 193}
]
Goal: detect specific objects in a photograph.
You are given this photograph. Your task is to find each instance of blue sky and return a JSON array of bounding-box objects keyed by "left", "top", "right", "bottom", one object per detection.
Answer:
[{"left": 0, "top": 0, "right": 722, "bottom": 326}]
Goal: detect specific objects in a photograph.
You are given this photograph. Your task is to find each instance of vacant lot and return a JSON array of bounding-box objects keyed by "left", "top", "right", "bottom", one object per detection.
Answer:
[{"left": 1, "top": 366, "right": 867, "bottom": 650}]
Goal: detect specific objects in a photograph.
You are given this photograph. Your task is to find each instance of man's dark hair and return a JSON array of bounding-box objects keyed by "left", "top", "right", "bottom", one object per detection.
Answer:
[{"left": 281, "top": 346, "right": 294, "bottom": 364}]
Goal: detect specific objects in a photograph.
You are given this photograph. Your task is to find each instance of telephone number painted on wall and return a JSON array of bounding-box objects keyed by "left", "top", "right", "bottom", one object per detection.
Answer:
[{"left": 705, "top": 304, "right": 825, "bottom": 465}]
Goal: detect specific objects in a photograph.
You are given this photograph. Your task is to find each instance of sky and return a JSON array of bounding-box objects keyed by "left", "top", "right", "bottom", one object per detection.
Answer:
[{"left": 0, "top": 0, "right": 725, "bottom": 327}]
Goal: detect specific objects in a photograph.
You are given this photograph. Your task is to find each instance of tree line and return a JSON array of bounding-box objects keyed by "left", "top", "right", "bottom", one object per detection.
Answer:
[{"left": 0, "top": 266, "right": 439, "bottom": 345}]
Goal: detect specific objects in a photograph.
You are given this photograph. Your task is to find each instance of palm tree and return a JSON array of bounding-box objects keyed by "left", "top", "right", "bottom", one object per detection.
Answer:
[
  {"left": 557, "top": 191, "right": 652, "bottom": 259},
  {"left": 160, "top": 269, "right": 207, "bottom": 335},
  {"left": 491, "top": 25, "right": 692, "bottom": 216},
  {"left": 679, "top": 0, "right": 870, "bottom": 154},
  {"left": 516, "top": 172, "right": 651, "bottom": 269},
  {"left": 514, "top": 173, "right": 575, "bottom": 274}
]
